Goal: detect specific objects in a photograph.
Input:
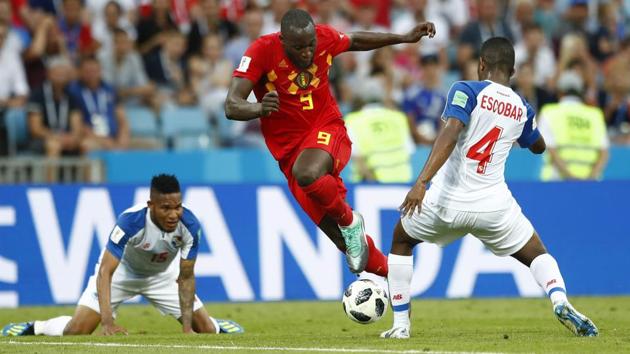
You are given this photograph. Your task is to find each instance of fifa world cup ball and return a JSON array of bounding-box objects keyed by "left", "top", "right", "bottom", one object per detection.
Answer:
[{"left": 342, "top": 279, "right": 388, "bottom": 324}]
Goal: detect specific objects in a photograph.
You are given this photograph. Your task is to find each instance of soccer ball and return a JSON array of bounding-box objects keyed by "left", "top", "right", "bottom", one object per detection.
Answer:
[{"left": 342, "top": 279, "right": 388, "bottom": 324}]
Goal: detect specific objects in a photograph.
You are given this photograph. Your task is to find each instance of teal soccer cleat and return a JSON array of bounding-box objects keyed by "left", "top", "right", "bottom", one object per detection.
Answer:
[
  {"left": 339, "top": 211, "right": 368, "bottom": 273},
  {"left": 554, "top": 302, "right": 599, "bottom": 337},
  {"left": 216, "top": 319, "right": 244, "bottom": 334},
  {"left": 2, "top": 322, "right": 34, "bottom": 336}
]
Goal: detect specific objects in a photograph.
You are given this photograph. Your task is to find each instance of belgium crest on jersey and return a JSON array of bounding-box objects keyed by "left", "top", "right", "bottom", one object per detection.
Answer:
[{"left": 295, "top": 71, "right": 313, "bottom": 89}]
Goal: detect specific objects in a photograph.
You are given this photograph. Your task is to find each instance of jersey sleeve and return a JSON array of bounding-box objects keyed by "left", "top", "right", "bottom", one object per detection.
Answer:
[
  {"left": 442, "top": 81, "right": 477, "bottom": 125},
  {"left": 105, "top": 209, "right": 145, "bottom": 259},
  {"left": 317, "top": 24, "right": 351, "bottom": 57},
  {"left": 517, "top": 100, "right": 541, "bottom": 148},
  {"left": 232, "top": 37, "right": 268, "bottom": 84},
  {"left": 180, "top": 208, "right": 201, "bottom": 260}
]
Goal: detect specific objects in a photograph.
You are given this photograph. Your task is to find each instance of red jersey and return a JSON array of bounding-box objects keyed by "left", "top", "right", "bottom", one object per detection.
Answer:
[{"left": 232, "top": 24, "right": 351, "bottom": 161}]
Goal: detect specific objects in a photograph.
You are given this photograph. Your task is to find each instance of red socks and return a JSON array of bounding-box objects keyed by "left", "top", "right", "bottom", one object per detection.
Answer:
[
  {"left": 302, "top": 174, "right": 353, "bottom": 226},
  {"left": 365, "top": 235, "right": 388, "bottom": 277},
  {"left": 302, "top": 175, "right": 388, "bottom": 277}
]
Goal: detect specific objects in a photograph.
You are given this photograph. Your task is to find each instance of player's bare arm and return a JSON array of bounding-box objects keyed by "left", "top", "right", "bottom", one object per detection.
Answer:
[
  {"left": 529, "top": 135, "right": 546, "bottom": 154},
  {"left": 348, "top": 22, "right": 436, "bottom": 51},
  {"left": 96, "top": 250, "right": 128, "bottom": 335},
  {"left": 177, "top": 258, "right": 196, "bottom": 333},
  {"left": 225, "top": 77, "right": 279, "bottom": 121},
  {"left": 400, "top": 118, "right": 464, "bottom": 217}
]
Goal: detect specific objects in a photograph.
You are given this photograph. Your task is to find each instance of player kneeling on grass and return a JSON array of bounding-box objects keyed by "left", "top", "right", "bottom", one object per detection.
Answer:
[
  {"left": 2, "top": 174, "right": 243, "bottom": 336},
  {"left": 381, "top": 37, "right": 598, "bottom": 339}
]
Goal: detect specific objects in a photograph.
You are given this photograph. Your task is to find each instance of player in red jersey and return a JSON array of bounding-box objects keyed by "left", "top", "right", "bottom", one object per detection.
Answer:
[{"left": 225, "top": 9, "right": 435, "bottom": 276}]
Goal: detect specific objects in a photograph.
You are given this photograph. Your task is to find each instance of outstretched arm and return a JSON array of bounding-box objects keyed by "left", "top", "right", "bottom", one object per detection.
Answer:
[
  {"left": 97, "top": 250, "right": 127, "bottom": 335},
  {"left": 348, "top": 22, "right": 435, "bottom": 51},
  {"left": 178, "top": 258, "right": 196, "bottom": 333},
  {"left": 399, "top": 118, "right": 464, "bottom": 217},
  {"left": 225, "top": 77, "right": 279, "bottom": 121}
]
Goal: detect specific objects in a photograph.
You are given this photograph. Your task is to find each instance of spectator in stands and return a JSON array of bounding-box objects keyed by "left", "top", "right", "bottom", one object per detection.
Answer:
[
  {"left": 353, "top": 47, "right": 400, "bottom": 108},
  {"left": 457, "top": 0, "right": 513, "bottom": 71},
  {"left": 426, "top": 0, "right": 469, "bottom": 36},
  {"left": 349, "top": 0, "right": 389, "bottom": 79},
  {"left": 262, "top": 0, "right": 293, "bottom": 35},
  {"left": 144, "top": 30, "right": 194, "bottom": 106},
  {"left": 92, "top": 0, "right": 137, "bottom": 58},
  {"left": 401, "top": 54, "right": 446, "bottom": 145},
  {"left": 224, "top": 7, "right": 263, "bottom": 68},
  {"left": 311, "top": 0, "right": 351, "bottom": 33},
  {"left": 556, "top": 0, "right": 590, "bottom": 40},
  {"left": 533, "top": 0, "right": 559, "bottom": 41},
  {"left": 18, "top": 8, "right": 66, "bottom": 89},
  {"left": 58, "top": 0, "right": 99, "bottom": 61},
  {"left": 70, "top": 56, "right": 130, "bottom": 152},
  {"left": 514, "top": 23, "right": 555, "bottom": 89},
  {"left": 0, "top": 20, "right": 29, "bottom": 156},
  {"left": 555, "top": 33, "right": 598, "bottom": 104},
  {"left": 509, "top": 0, "right": 535, "bottom": 43},
  {"left": 345, "top": 86, "right": 414, "bottom": 183},
  {"left": 538, "top": 70, "right": 609, "bottom": 181},
  {"left": 589, "top": 1, "right": 621, "bottom": 63},
  {"left": 188, "top": 34, "right": 233, "bottom": 144},
  {"left": 27, "top": 56, "right": 83, "bottom": 181},
  {"left": 186, "top": 0, "right": 237, "bottom": 57},
  {"left": 0, "top": 0, "right": 30, "bottom": 55},
  {"left": 603, "top": 38, "right": 630, "bottom": 143},
  {"left": 392, "top": 0, "right": 450, "bottom": 68},
  {"left": 99, "top": 28, "right": 157, "bottom": 108},
  {"left": 512, "top": 61, "right": 554, "bottom": 112},
  {"left": 136, "top": 0, "right": 177, "bottom": 57}
]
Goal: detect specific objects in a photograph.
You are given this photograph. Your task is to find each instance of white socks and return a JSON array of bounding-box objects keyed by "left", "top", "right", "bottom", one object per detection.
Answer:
[
  {"left": 530, "top": 253, "right": 568, "bottom": 306},
  {"left": 33, "top": 316, "right": 72, "bottom": 336},
  {"left": 209, "top": 316, "right": 220, "bottom": 334},
  {"left": 387, "top": 254, "right": 413, "bottom": 329}
]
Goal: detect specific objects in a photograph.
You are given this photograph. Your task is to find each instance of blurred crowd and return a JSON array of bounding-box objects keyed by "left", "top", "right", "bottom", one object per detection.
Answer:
[{"left": 1, "top": 0, "right": 630, "bottom": 163}]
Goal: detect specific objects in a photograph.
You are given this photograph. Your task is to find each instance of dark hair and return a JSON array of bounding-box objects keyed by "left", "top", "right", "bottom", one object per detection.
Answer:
[
  {"left": 79, "top": 55, "right": 99, "bottom": 66},
  {"left": 112, "top": 27, "right": 128, "bottom": 37},
  {"left": 151, "top": 174, "right": 180, "bottom": 194},
  {"left": 480, "top": 37, "right": 515, "bottom": 74},
  {"left": 280, "top": 9, "right": 313, "bottom": 34},
  {"left": 522, "top": 23, "right": 542, "bottom": 35},
  {"left": 105, "top": 0, "right": 122, "bottom": 14}
]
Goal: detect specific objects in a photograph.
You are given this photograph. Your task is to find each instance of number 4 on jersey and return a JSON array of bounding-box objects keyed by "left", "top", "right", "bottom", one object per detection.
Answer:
[{"left": 466, "top": 126, "right": 503, "bottom": 174}]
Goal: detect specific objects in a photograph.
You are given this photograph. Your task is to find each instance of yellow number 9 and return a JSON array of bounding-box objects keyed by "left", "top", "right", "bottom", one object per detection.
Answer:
[
  {"left": 300, "top": 92, "right": 314, "bottom": 110},
  {"left": 317, "top": 131, "right": 331, "bottom": 145}
]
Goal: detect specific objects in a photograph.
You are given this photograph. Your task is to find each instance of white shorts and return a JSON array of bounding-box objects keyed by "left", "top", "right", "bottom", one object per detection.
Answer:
[
  {"left": 78, "top": 265, "right": 204, "bottom": 319},
  {"left": 401, "top": 197, "right": 534, "bottom": 257}
]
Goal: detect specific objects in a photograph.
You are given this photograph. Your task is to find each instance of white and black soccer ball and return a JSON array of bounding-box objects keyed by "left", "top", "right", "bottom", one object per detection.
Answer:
[{"left": 342, "top": 279, "right": 388, "bottom": 324}]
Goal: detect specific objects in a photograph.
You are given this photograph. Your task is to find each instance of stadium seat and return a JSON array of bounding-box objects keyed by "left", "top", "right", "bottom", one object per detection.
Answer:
[
  {"left": 125, "top": 106, "right": 160, "bottom": 138},
  {"left": 160, "top": 106, "right": 213, "bottom": 149}
]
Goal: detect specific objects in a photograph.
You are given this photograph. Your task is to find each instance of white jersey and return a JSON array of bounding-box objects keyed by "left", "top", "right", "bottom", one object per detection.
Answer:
[
  {"left": 104, "top": 204, "right": 201, "bottom": 276},
  {"left": 425, "top": 80, "right": 540, "bottom": 211}
]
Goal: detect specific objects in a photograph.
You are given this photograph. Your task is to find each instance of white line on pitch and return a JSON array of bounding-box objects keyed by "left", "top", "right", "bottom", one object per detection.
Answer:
[{"left": 2, "top": 340, "right": 506, "bottom": 354}]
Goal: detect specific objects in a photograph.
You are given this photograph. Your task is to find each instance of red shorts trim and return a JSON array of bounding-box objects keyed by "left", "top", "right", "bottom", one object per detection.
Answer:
[{"left": 279, "top": 121, "right": 352, "bottom": 224}]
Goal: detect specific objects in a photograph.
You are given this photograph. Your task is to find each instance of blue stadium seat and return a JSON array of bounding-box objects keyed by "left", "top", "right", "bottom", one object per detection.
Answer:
[
  {"left": 160, "top": 106, "right": 213, "bottom": 150},
  {"left": 125, "top": 106, "right": 159, "bottom": 138}
]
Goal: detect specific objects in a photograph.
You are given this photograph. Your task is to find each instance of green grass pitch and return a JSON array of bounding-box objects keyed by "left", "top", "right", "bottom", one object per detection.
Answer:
[{"left": 1, "top": 297, "right": 629, "bottom": 353}]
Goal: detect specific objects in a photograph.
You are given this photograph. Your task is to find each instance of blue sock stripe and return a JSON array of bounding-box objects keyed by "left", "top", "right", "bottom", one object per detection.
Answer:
[
  {"left": 547, "top": 286, "right": 566, "bottom": 297},
  {"left": 392, "top": 303, "right": 410, "bottom": 312}
]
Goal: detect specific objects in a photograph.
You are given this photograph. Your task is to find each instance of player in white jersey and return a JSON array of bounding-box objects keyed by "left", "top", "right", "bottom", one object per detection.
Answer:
[
  {"left": 380, "top": 38, "right": 598, "bottom": 339},
  {"left": 2, "top": 174, "right": 243, "bottom": 336}
]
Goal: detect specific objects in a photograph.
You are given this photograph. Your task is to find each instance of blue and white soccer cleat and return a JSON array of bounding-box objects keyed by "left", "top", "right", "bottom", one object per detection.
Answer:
[
  {"left": 216, "top": 319, "right": 244, "bottom": 334},
  {"left": 2, "top": 322, "right": 34, "bottom": 336},
  {"left": 339, "top": 211, "right": 368, "bottom": 274},
  {"left": 380, "top": 326, "right": 410, "bottom": 339},
  {"left": 554, "top": 302, "right": 598, "bottom": 337}
]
